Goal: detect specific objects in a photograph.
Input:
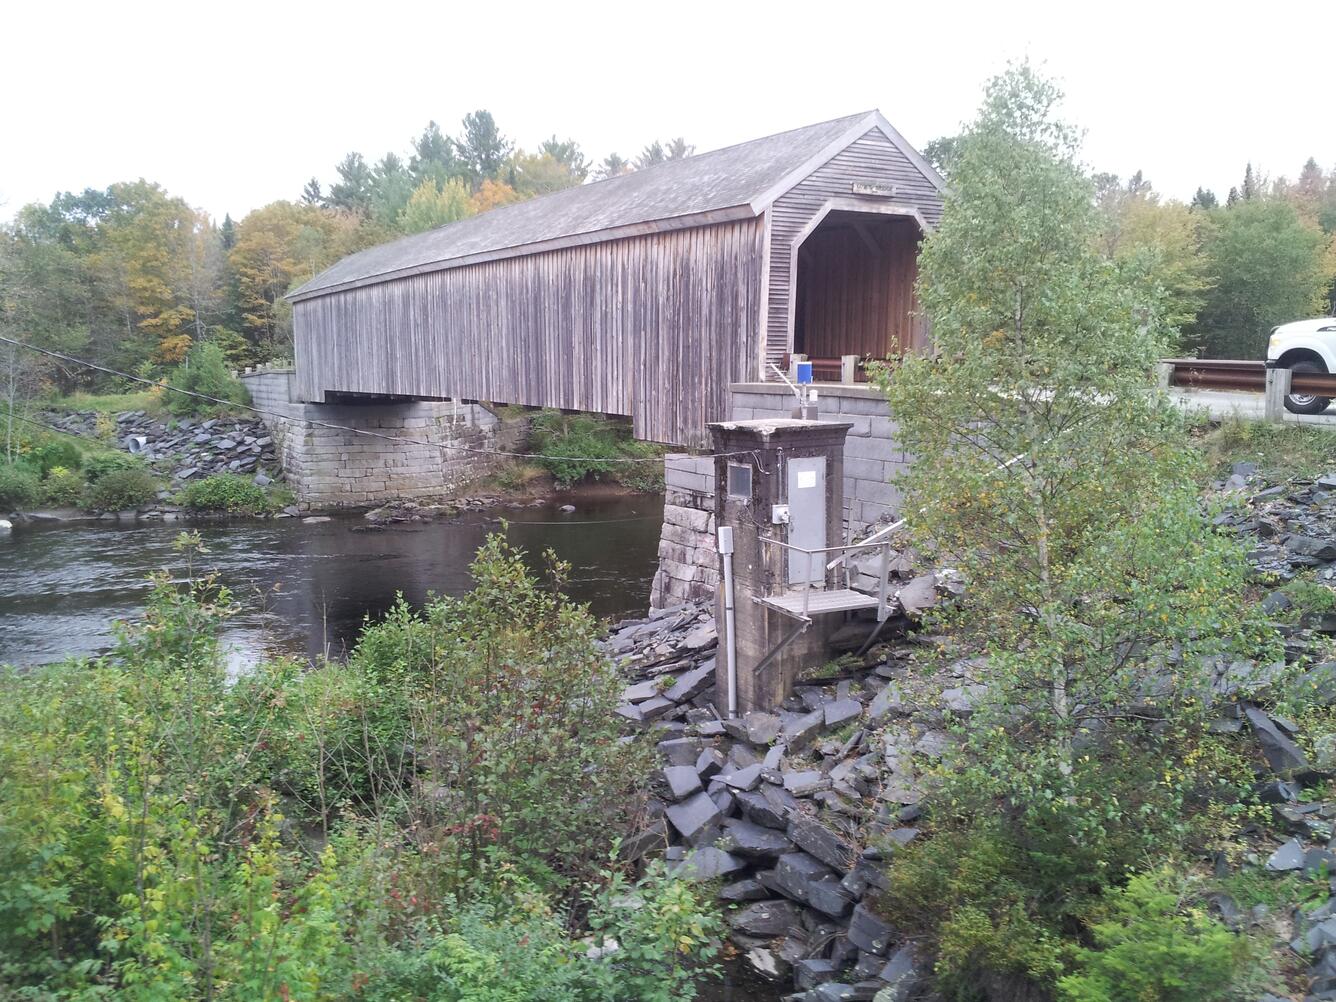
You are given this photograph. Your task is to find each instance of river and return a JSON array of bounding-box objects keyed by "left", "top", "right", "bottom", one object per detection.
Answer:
[{"left": 0, "top": 494, "right": 665, "bottom": 668}]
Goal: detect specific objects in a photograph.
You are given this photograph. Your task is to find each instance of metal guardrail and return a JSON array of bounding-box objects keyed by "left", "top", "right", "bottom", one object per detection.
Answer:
[{"left": 1164, "top": 358, "right": 1336, "bottom": 396}]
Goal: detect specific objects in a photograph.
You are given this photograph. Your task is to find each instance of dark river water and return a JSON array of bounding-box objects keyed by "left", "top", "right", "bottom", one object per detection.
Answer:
[{"left": 0, "top": 494, "right": 664, "bottom": 668}]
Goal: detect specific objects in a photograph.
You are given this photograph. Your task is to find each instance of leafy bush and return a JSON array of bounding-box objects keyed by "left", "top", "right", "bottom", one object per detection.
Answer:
[
  {"left": 40, "top": 465, "right": 85, "bottom": 506},
  {"left": 166, "top": 342, "right": 250, "bottom": 417},
  {"left": 527, "top": 411, "right": 663, "bottom": 490},
  {"left": 176, "top": 473, "right": 276, "bottom": 514},
  {"left": 27, "top": 439, "right": 83, "bottom": 475},
  {"left": 877, "top": 726, "right": 1259, "bottom": 1001},
  {"left": 0, "top": 464, "right": 39, "bottom": 510},
  {"left": 0, "top": 534, "right": 716, "bottom": 1000},
  {"left": 83, "top": 466, "right": 159, "bottom": 510},
  {"left": 1058, "top": 871, "right": 1254, "bottom": 1002},
  {"left": 82, "top": 451, "right": 146, "bottom": 483}
]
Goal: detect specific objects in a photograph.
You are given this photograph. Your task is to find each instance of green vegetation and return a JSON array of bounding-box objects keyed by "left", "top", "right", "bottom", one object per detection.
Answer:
[
  {"left": 0, "top": 463, "right": 38, "bottom": 509},
  {"left": 45, "top": 389, "right": 165, "bottom": 414},
  {"left": 875, "top": 64, "right": 1279, "bottom": 1000},
  {"left": 1199, "top": 416, "right": 1336, "bottom": 480},
  {"left": 39, "top": 465, "right": 84, "bottom": 505},
  {"left": 0, "top": 534, "right": 720, "bottom": 1000},
  {"left": 1057, "top": 872, "right": 1256, "bottom": 1002},
  {"left": 82, "top": 451, "right": 148, "bottom": 483},
  {"left": 175, "top": 472, "right": 283, "bottom": 514},
  {"left": 527, "top": 411, "right": 664, "bottom": 492},
  {"left": 83, "top": 465, "right": 160, "bottom": 510},
  {"left": 166, "top": 342, "right": 250, "bottom": 416}
]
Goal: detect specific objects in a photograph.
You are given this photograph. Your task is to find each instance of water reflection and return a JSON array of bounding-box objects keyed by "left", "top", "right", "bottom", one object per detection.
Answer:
[{"left": 0, "top": 495, "right": 664, "bottom": 667}]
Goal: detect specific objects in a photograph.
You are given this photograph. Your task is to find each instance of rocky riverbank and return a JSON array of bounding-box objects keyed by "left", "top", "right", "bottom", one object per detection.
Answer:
[
  {"left": 604, "top": 463, "right": 1336, "bottom": 1002},
  {"left": 44, "top": 409, "right": 283, "bottom": 485}
]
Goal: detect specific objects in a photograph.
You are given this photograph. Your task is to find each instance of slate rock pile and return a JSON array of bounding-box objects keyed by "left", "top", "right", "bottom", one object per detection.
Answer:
[
  {"left": 44, "top": 410, "right": 281, "bottom": 486},
  {"left": 601, "top": 593, "right": 972, "bottom": 1002},
  {"left": 1215, "top": 462, "right": 1336, "bottom": 585}
]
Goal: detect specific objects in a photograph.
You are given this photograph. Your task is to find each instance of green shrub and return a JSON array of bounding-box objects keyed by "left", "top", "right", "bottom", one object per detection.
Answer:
[
  {"left": 83, "top": 466, "right": 159, "bottom": 510},
  {"left": 40, "top": 465, "right": 85, "bottom": 506},
  {"left": 0, "top": 464, "right": 39, "bottom": 510},
  {"left": 175, "top": 473, "right": 275, "bottom": 514},
  {"left": 0, "top": 535, "right": 717, "bottom": 1000},
  {"left": 527, "top": 411, "right": 664, "bottom": 490},
  {"left": 166, "top": 342, "right": 250, "bottom": 417},
  {"left": 82, "top": 452, "right": 146, "bottom": 483},
  {"left": 1058, "top": 871, "right": 1254, "bottom": 1002},
  {"left": 27, "top": 439, "right": 83, "bottom": 475}
]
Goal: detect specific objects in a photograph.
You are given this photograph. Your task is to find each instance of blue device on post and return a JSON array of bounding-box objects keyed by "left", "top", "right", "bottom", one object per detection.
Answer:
[{"left": 795, "top": 361, "right": 813, "bottom": 385}]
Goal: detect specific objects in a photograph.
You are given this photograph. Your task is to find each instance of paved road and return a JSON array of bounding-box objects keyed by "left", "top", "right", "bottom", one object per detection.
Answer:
[{"left": 1168, "top": 388, "right": 1336, "bottom": 428}]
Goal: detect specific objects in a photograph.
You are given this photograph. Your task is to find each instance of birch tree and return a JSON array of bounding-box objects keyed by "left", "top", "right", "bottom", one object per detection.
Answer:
[{"left": 880, "top": 64, "right": 1263, "bottom": 816}]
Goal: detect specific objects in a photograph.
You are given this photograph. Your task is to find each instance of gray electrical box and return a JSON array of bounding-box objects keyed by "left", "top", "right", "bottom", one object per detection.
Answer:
[{"left": 786, "top": 455, "right": 826, "bottom": 584}]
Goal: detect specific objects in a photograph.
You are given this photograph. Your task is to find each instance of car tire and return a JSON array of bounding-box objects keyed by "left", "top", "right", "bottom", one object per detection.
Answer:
[{"left": 1284, "top": 360, "right": 1332, "bottom": 415}]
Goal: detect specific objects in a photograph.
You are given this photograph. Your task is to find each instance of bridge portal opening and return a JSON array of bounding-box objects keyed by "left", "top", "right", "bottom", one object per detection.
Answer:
[{"left": 792, "top": 211, "right": 926, "bottom": 380}]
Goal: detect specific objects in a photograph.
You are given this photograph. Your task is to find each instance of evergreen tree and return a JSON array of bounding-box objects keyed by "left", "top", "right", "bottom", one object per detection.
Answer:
[
  {"left": 300, "top": 178, "right": 324, "bottom": 206},
  {"left": 410, "top": 121, "right": 457, "bottom": 187},
  {"left": 1190, "top": 187, "right": 1218, "bottom": 210},
  {"left": 596, "top": 153, "right": 632, "bottom": 179},
  {"left": 538, "top": 136, "right": 590, "bottom": 181},
  {"left": 456, "top": 111, "right": 511, "bottom": 190},
  {"left": 327, "top": 153, "right": 375, "bottom": 214}
]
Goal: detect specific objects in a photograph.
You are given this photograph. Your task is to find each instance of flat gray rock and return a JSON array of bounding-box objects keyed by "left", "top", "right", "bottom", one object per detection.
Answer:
[
  {"left": 664, "top": 791, "right": 721, "bottom": 839},
  {"left": 663, "top": 765, "right": 703, "bottom": 800}
]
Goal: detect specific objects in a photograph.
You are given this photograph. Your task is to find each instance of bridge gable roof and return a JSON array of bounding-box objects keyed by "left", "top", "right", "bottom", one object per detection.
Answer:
[{"left": 289, "top": 111, "right": 942, "bottom": 301}]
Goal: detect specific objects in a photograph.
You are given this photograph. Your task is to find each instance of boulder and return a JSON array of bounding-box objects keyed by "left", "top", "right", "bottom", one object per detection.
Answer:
[
  {"left": 729, "top": 899, "right": 804, "bottom": 938},
  {"left": 846, "top": 902, "right": 896, "bottom": 956},
  {"left": 788, "top": 815, "right": 856, "bottom": 871},
  {"left": 1245, "top": 706, "right": 1310, "bottom": 774},
  {"left": 663, "top": 765, "right": 703, "bottom": 800},
  {"left": 664, "top": 791, "right": 721, "bottom": 839},
  {"left": 720, "top": 817, "right": 795, "bottom": 859}
]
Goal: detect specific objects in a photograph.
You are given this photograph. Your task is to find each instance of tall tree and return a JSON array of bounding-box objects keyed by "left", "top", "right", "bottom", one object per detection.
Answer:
[
  {"left": 635, "top": 140, "right": 666, "bottom": 168},
  {"left": 229, "top": 201, "right": 359, "bottom": 358},
  {"left": 1194, "top": 198, "right": 1334, "bottom": 356},
  {"left": 1190, "top": 187, "right": 1218, "bottom": 210},
  {"left": 596, "top": 153, "right": 632, "bottom": 180},
  {"left": 397, "top": 179, "right": 474, "bottom": 234},
  {"left": 538, "top": 136, "right": 589, "bottom": 182},
  {"left": 410, "top": 120, "right": 458, "bottom": 187},
  {"left": 881, "top": 61, "right": 1254, "bottom": 853},
  {"left": 456, "top": 111, "right": 511, "bottom": 190},
  {"left": 326, "top": 153, "right": 375, "bottom": 214}
]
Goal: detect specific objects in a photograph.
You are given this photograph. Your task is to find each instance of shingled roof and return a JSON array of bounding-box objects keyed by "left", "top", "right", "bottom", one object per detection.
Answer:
[{"left": 289, "top": 110, "right": 942, "bottom": 302}]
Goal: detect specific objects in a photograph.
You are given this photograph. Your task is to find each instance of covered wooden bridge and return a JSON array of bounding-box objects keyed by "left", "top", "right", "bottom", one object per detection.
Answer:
[{"left": 289, "top": 111, "right": 945, "bottom": 448}]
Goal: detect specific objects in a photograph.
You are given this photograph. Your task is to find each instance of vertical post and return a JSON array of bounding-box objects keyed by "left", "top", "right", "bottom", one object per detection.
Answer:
[
  {"left": 1155, "top": 361, "right": 1173, "bottom": 391},
  {"left": 877, "top": 541, "right": 890, "bottom": 621},
  {"left": 841, "top": 355, "right": 858, "bottom": 385},
  {"left": 1265, "top": 367, "right": 1291, "bottom": 424}
]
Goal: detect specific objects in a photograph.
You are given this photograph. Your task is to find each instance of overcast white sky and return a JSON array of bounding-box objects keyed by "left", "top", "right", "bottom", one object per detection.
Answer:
[{"left": 2, "top": 1, "right": 1330, "bottom": 222}]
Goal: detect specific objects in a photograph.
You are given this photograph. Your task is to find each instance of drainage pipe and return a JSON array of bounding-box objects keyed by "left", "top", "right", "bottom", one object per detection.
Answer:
[{"left": 718, "top": 525, "right": 738, "bottom": 719}]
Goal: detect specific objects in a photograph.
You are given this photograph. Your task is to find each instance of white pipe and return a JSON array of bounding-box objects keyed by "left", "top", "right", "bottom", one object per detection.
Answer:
[{"left": 718, "top": 525, "right": 738, "bottom": 719}]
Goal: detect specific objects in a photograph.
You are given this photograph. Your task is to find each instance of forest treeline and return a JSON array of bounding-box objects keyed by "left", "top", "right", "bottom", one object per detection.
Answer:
[
  {"left": 926, "top": 140, "right": 1336, "bottom": 359},
  {"left": 2, "top": 104, "right": 1335, "bottom": 400},
  {"left": 0, "top": 111, "right": 691, "bottom": 394}
]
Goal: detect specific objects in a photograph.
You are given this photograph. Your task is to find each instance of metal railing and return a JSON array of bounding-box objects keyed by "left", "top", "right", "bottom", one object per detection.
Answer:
[
  {"left": 1163, "top": 358, "right": 1336, "bottom": 396},
  {"left": 757, "top": 536, "right": 894, "bottom": 621}
]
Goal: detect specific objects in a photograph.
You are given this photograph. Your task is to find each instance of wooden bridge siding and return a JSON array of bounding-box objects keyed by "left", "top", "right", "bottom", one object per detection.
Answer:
[
  {"left": 293, "top": 217, "right": 763, "bottom": 447},
  {"left": 764, "top": 129, "right": 943, "bottom": 372}
]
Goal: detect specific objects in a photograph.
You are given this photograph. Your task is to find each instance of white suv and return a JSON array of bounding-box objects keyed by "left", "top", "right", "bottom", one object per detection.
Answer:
[{"left": 1266, "top": 317, "right": 1336, "bottom": 414}]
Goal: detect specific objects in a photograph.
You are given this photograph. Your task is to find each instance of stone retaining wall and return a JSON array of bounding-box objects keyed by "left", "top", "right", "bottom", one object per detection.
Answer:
[
  {"left": 239, "top": 369, "right": 526, "bottom": 510},
  {"left": 649, "top": 455, "right": 717, "bottom": 611}
]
